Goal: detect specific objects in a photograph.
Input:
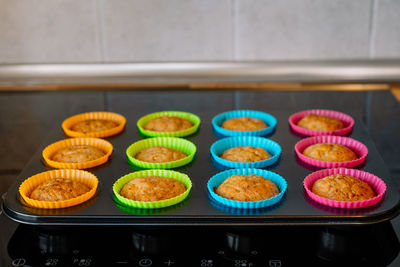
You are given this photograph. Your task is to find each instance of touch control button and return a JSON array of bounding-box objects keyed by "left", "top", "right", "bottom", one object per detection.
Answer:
[
  {"left": 268, "top": 260, "right": 282, "bottom": 267},
  {"left": 138, "top": 258, "right": 153, "bottom": 267},
  {"left": 12, "top": 258, "right": 26, "bottom": 267}
]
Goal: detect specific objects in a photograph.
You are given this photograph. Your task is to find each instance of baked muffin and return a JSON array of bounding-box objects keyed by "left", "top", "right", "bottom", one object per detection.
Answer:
[
  {"left": 215, "top": 174, "right": 279, "bottom": 201},
  {"left": 30, "top": 178, "right": 91, "bottom": 201},
  {"left": 312, "top": 174, "right": 376, "bottom": 201},
  {"left": 220, "top": 146, "right": 271, "bottom": 162},
  {"left": 71, "top": 119, "right": 118, "bottom": 134},
  {"left": 135, "top": 147, "right": 187, "bottom": 163},
  {"left": 52, "top": 145, "right": 106, "bottom": 163},
  {"left": 144, "top": 116, "right": 193, "bottom": 132},
  {"left": 303, "top": 143, "right": 357, "bottom": 162},
  {"left": 297, "top": 114, "right": 344, "bottom": 131},
  {"left": 119, "top": 176, "right": 186, "bottom": 202},
  {"left": 221, "top": 117, "right": 267, "bottom": 131}
]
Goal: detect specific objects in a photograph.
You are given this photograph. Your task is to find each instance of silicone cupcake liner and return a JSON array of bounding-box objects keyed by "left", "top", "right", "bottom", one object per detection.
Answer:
[
  {"left": 212, "top": 110, "right": 277, "bottom": 137},
  {"left": 303, "top": 168, "right": 386, "bottom": 209},
  {"left": 42, "top": 137, "right": 113, "bottom": 169},
  {"left": 210, "top": 136, "right": 282, "bottom": 169},
  {"left": 207, "top": 168, "right": 287, "bottom": 209},
  {"left": 113, "top": 169, "right": 192, "bottom": 209},
  {"left": 19, "top": 169, "right": 98, "bottom": 209},
  {"left": 62, "top": 111, "right": 126, "bottom": 138},
  {"left": 209, "top": 192, "right": 285, "bottom": 215},
  {"left": 137, "top": 111, "right": 201, "bottom": 137},
  {"left": 289, "top": 109, "right": 354, "bottom": 136},
  {"left": 295, "top": 135, "right": 368, "bottom": 168},
  {"left": 114, "top": 194, "right": 190, "bottom": 215},
  {"left": 126, "top": 137, "right": 196, "bottom": 169}
]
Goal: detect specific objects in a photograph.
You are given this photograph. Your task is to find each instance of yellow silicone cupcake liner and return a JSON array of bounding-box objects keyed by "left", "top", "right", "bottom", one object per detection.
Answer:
[
  {"left": 137, "top": 111, "right": 201, "bottom": 137},
  {"left": 42, "top": 137, "right": 113, "bottom": 169},
  {"left": 126, "top": 137, "right": 196, "bottom": 169},
  {"left": 113, "top": 169, "right": 192, "bottom": 209},
  {"left": 62, "top": 111, "right": 126, "bottom": 138},
  {"left": 19, "top": 169, "right": 98, "bottom": 209}
]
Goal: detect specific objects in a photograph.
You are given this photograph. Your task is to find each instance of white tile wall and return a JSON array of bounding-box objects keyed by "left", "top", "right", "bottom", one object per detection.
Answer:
[
  {"left": 101, "top": 0, "right": 233, "bottom": 62},
  {"left": 0, "top": 0, "right": 101, "bottom": 63},
  {"left": 0, "top": 0, "right": 399, "bottom": 63},
  {"left": 235, "top": 0, "right": 372, "bottom": 60},
  {"left": 373, "top": 0, "right": 400, "bottom": 58}
]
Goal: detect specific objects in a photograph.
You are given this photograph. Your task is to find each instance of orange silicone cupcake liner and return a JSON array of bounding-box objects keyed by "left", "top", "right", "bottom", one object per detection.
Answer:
[
  {"left": 62, "top": 111, "right": 126, "bottom": 138},
  {"left": 19, "top": 169, "right": 99, "bottom": 209},
  {"left": 42, "top": 137, "right": 113, "bottom": 169}
]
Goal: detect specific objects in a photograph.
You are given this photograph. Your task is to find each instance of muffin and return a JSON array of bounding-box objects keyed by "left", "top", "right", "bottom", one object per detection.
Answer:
[
  {"left": 71, "top": 119, "right": 118, "bottom": 134},
  {"left": 303, "top": 143, "right": 357, "bottom": 162},
  {"left": 52, "top": 145, "right": 106, "bottom": 163},
  {"left": 30, "top": 178, "right": 91, "bottom": 201},
  {"left": 119, "top": 176, "right": 186, "bottom": 201},
  {"left": 144, "top": 116, "right": 193, "bottom": 132},
  {"left": 135, "top": 146, "right": 187, "bottom": 163},
  {"left": 297, "top": 114, "right": 344, "bottom": 131},
  {"left": 312, "top": 174, "right": 376, "bottom": 201},
  {"left": 215, "top": 174, "right": 279, "bottom": 201},
  {"left": 220, "top": 146, "right": 271, "bottom": 162},
  {"left": 221, "top": 117, "right": 267, "bottom": 131}
]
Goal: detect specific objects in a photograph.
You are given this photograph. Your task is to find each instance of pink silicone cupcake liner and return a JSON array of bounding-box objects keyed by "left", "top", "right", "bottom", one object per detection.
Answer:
[
  {"left": 289, "top": 109, "right": 354, "bottom": 136},
  {"left": 295, "top": 135, "right": 368, "bottom": 168},
  {"left": 303, "top": 168, "right": 386, "bottom": 209}
]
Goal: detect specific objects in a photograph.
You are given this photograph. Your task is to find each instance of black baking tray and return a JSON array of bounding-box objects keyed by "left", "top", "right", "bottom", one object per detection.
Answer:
[{"left": 2, "top": 110, "right": 400, "bottom": 226}]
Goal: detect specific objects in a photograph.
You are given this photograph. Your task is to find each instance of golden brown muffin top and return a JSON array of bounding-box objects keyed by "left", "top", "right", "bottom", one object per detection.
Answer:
[
  {"left": 119, "top": 176, "right": 186, "bottom": 202},
  {"left": 135, "top": 146, "right": 187, "bottom": 163},
  {"left": 215, "top": 174, "right": 279, "bottom": 202},
  {"left": 302, "top": 143, "right": 357, "bottom": 162},
  {"left": 221, "top": 117, "right": 267, "bottom": 131},
  {"left": 312, "top": 174, "right": 376, "bottom": 201},
  {"left": 30, "top": 178, "right": 91, "bottom": 202},
  {"left": 220, "top": 146, "right": 271, "bottom": 162},
  {"left": 52, "top": 145, "right": 106, "bottom": 163},
  {"left": 144, "top": 116, "right": 193, "bottom": 132},
  {"left": 71, "top": 119, "right": 118, "bottom": 133},
  {"left": 297, "top": 114, "right": 344, "bottom": 131}
]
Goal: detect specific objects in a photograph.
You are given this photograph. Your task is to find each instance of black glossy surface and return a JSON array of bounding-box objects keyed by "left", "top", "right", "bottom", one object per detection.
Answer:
[
  {"left": 2, "top": 110, "right": 400, "bottom": 225},
  {"left": 1, "top": 212, "right": 399, "bottom": 267}
]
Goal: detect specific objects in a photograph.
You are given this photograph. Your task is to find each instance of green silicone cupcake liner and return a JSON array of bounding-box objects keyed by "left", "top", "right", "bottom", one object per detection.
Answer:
[
  {"left": 137, "top": 111, "right": 201, "bottom": 137},
  {"left": 114, "top": 192, "right": 190, "bottom": 215},
  {"left": 126, "top": 137, "right": 197, "bottom": 169},
  {"left": 112, "top": 169, "right": 192, "bottom": 209}
]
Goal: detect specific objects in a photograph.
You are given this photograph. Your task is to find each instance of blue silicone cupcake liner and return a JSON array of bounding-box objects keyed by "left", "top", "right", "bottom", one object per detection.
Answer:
[
  {"left": 210, "top": 136, "right": 282, "bottom": 169},
  {"left": 207, "top": 168, "right": 287, "bottom": 209},
  {"left": 212, "top": 110, "right": 277, "bottom": 138},
  {"left": 208, "top": 192, "right": 284, "bottom": 215}
]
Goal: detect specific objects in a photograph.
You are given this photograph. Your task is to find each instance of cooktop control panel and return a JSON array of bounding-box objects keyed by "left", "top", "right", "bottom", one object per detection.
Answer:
[{"left": 5, "top": 223, "right": 399, "bottom": 267}]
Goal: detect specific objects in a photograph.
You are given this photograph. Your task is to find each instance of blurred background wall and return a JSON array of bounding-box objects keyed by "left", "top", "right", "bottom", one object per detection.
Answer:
[{"left": 0, "top": 0, "right": 399, "bottom": 63}]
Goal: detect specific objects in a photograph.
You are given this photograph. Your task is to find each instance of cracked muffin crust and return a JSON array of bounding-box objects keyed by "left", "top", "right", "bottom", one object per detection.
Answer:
[
  {"left": 215, "top": 174, "right": 279, "bottom": 202},
  {"left": 30, "top": 178, "right": 91, "bottom": 201},
  {"left": 135, "top": 146, "right": 187, "bottom": 163},
  {"left": 302, "top": 143, "right": 357, "bottom": 162},
  {"left": 220, "top": 146, "right": 271, "bottom": 162},
  {"left": 297, "top": 114, "right": 344, "bottom": 131},
  {"left": 221, "top": 117, "right": 267, "bottom": 131},
  {"left": 312, "top": 174, "right": 376, "bottom": 201},
  {"left": 71, "top": 119, "right": 118, "bottom": 134},
  {"left": 119, "top": 176, "right": 186, "bottom": 202},
  {"left": 52, "top": 145, "right": 106, "bottom": 163},
  {"left": 144, "top": 116, "right": 193, "bottom": 132}
]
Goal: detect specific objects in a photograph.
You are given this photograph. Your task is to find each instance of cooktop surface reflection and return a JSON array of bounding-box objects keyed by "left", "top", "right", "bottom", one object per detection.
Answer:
[{"left": 1, "top": 213, "right": 399, "bottom": 267}]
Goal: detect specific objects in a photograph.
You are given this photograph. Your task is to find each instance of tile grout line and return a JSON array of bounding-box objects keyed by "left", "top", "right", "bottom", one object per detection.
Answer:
[
  {"left": 232, "top": 0, "right": 237, "bottom": 61},
  {"left": 96, "top": 0, "right": 108, "bottom": 63},
  {"left": 368, "top": 0, "right": 379, "bottom": 59}
]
